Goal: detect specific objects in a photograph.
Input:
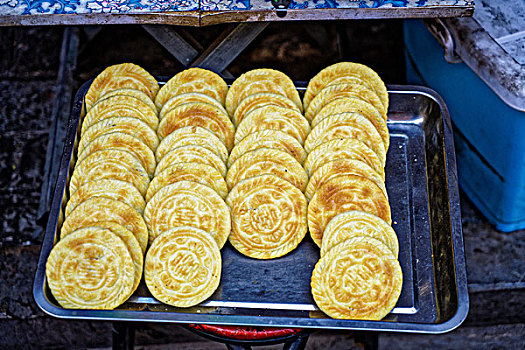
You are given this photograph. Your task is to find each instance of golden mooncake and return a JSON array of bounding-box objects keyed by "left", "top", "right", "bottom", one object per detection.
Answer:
[
  {"left": 154, "top": 67, "right": 228, "bottom": 109},
  {"left": 65, "top": 179, "right": 146, "bottom": 217},
  {"left": 61, "top": 197, "right": 149, "bottom": 254},
  {"left": 80, "top": 222, "right": 143, "bottom": 294},
  {"left": 308, "top": 174, "right": 391, "bottom": 246},
  {"left": 321, "top": 211, "right": 398, "bottom": 258},
  {"left": 46, "top": 227, "right": 135, "bottom": 309},
  {"left": 84, "top": 63, "right": 159, "bottom": 112},
  {"left": 311, "top": 236, "right": 402, "bottom": 320},
  {"left": 146, "top": 163, "right": 228, "bottom": 202},
  {"left": 226, "top": 174, "right": 307, "bottom": 259},
  {"left": 303, "top": 138, "right": 384, "bottom": 180},
  {"left": 304, "top": 62, "right": 389, "bottom": 112},
  {"left": 159, "top": 92, "right": 228, "bottom": 121},
  {"left": 305, "top": 83, "right": 386, "bottom": 122},
  {"left": 99, "top": 88, "right": 157, "bottom": 114},
  {"left": 78, "top": 116, "right": 159, "bottom": 154},
  {"left": 157, "top": 102, "right": 234, "bottom": 150},
  {"left": 228, "top": 130, "right": 307, "bottom": 168},
  {"left": 69, "top": 149, "right": 150, "bottom": 196},
  {"left": 226, "top": 69, "right": 302, "bottom": 116},
  {"left": 81, "top": 95, "right": 159, "bottom": 135},
  {"left": 233, "top": 92, "right": 301, "bottom": 126},
  {"left": 226, "top": 148, "right": 308, "bottom": 192},
  {"left": 154, "top": 145, "right": 227, "bottom": 178},
  {"left": 77, "top": 132, "right": 156, "bottom": 177},
  {"left": 312, "top": 97, "right": 389, "bottom": 149},
  {"left": 234, "top": 105, "right": 310, "bottom": 145},
  {"left": 304, "top": 113, "right": 386, "bottom": 166},
  {"left": 144, "top": 226, "right": 221, "bottom": 307},
  {"left": 144, "top": 181, "right": 231, "bottom": 247},
  {"left": 305, "top": 159, "right": 387, "bottom": 201},
  {"left": 155, "top": 125, "right": 228, "bottom": 163}
]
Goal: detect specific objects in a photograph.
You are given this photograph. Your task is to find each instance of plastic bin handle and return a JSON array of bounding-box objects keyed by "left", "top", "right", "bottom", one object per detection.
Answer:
[{"left": 423, "top": 18, "right": 463, "bottom": 64}]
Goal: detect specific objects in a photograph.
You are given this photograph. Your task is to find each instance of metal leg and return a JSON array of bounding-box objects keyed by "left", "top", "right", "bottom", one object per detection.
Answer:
[
  {"left": 112, "top": 322, "right": 135, "bottom": 350},
  {"left": 354, "top": 331, "right": 378, "bottom": 350},
  {"left": 35, "top": 26, "right": 79, "bottom": 238},
  {"left": 283, "top": 332, "right": 310, "bottom": 350},
  {"left": 225, "top": 344, "right": 251, "bottom": 350}
]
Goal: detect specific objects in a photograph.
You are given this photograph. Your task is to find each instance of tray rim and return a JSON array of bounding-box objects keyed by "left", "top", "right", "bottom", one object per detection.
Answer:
[{"left": 33, "top": 83, "right": 468, "bottom": 334}]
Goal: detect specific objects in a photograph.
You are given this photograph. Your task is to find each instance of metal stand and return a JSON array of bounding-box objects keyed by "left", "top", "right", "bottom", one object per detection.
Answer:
[
  {"left": 355, "top": 331, "right": 379, "bottom": 350},
  {"left": 112, "top": 322, "right": 135, "bottom": 350},
  {"left": 186, "top": 325, "right": 311, "bottom": 350},
  {"left": 143, "top": 23, "right": 269, "bottom": 77}
]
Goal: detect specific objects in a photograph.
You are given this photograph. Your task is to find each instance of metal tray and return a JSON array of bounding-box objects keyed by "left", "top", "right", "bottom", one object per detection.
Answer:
[{"left": 34, "top": 82, "right": 468, "bottom": 333}]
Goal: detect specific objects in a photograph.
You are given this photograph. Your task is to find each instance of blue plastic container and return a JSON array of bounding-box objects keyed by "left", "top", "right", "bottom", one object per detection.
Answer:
[{"left": 404, "top": 18, "right": 525, "bottom": 232}]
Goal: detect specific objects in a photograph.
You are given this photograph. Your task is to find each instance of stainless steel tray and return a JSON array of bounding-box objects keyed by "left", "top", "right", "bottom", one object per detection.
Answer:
[{"left": 34, "top": 83, "right": 468, "bottom": 333}]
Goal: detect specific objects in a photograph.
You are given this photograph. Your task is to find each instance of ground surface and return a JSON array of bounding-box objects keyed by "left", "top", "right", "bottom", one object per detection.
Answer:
[{"left": 0, "top": 22, "right": 524, "bottom": 349}]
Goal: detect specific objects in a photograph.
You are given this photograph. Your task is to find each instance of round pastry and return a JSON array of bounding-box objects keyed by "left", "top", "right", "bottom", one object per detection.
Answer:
[
  {"left": 155, "top": 126, "right": 228, "bottom": 163},
  {"left": 226, "top": 148, "right": 308, "bottom": 192},
  {"left": 303, "top": 62, "right": 388, "bottom": 113},
  {"left": 157, "top": 102, "right": 234, "bottom": 150},
  {"left": 311, "top": 97, "right": 389, "bottom": 150},
  {"left": 159, "top": 92, "right": 228, "bottom": 121},
  {"left": 98, "top": 88, "right": 157, "bottom": 114},
  {"left": 226, "top": 68, "right": 302, "bottom": 116},
  {"left": 233, "top": 92, "right": 300, "bottom": 126},
  {"left": 61, "top": 197, "right": 148, "bottom": 254},
  {"left": 46, "top": 226, "right": 134, "bottom": 309},
  {"left": 65, "top": 179, "right": 146, "bottom": 217},
  {"left": 77, "top": 132, "right": 156, "bottom": 177},
  {"left": 321, "top": 210, "right": 399, "bottom": 258},
  {"left": 226, "top": 175, "right": 308, "bottom": 259},
  {"left": 228, "top": 130, "right": 306, "bottom": 167},
  {"left": 84, "top": 63, "right": 158, "bottom": 112},
  {"left": 305, "top": 159, "right": 387, "bottom": 201},
  {"left": 308, "top": 174, "right": 391, "bottom": 247},
  {"left": 144, "top": 226, "right": 221, "bottom": 307},
  {"left": 81, "top": 95, "right": 159, "bottom": 134},
  {"left": 304, "top": 112, "right": 386, "bottom": 166},
  {"left": 154, "top": 67, "right": 228, "bottom": 109},
  {"left": 154, "top": 145, "right": 227, "bottom": 178},
  {"left": 80, "top": 222, "right": 144, "bottom": 294},
  {"left": 144, "top": 181, "right": 231, "bottom": 247},
  {"left": 146, "top": 163, "right": 228, "bottom": 202},
  {"left": 303, "top": 138, "right": 384, "bottom": 180},
  {"left": 311, "top": 236, "right": 402, "bottom": 320},
  {"left": 305, "top": 83, "right": 386, "bottom": 122},
  {"left": 234, "top": 105, "right": 310, "bottom": 145},
  {"left": 69, "top": 149, "right": 150, "bottom": 196},
  {"left": 78, "top": 116, "right": 159, "bottom": 154}
]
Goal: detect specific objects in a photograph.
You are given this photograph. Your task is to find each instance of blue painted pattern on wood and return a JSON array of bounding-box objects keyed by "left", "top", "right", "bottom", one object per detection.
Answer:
[{"left": 0, "top": 0, "right": 473, "bottom": 15}]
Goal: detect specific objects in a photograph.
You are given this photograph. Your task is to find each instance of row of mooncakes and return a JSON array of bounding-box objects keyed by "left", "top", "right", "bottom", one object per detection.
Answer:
[
  {"left": 302, "top": 62, "right": 403, "bottom": 321},
  {"left": 142, "top": 68, "right": 233, "bottom": 308},
  {"left": 46, "top": 63, "right": 160, "bottom": 309},
  {"left": 223, "top": 69, "right": 309, "bottom": 260}
]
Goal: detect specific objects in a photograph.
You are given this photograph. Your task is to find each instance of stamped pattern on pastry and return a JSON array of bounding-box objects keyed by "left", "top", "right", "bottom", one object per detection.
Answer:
[
  {"left": 311, "top": 236, "right": 402, "bottom": 320},
  {"left": 46, "top": 227, "right": 134, "bottom": 309},
  {"left": 308, "top": 174, "right": 391, "bottom": 247},
  {"left": 144, "top": 181, "right": 230, "bottom": 247},
  {"left": 144, "top": 226, "right": 221, "bottom": 308},
  {"left": 321, "top": 210, "right": 399, "bottom": 258},
  {"left": 226, "top": 175, "right": 307, "bottom": 259}
]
